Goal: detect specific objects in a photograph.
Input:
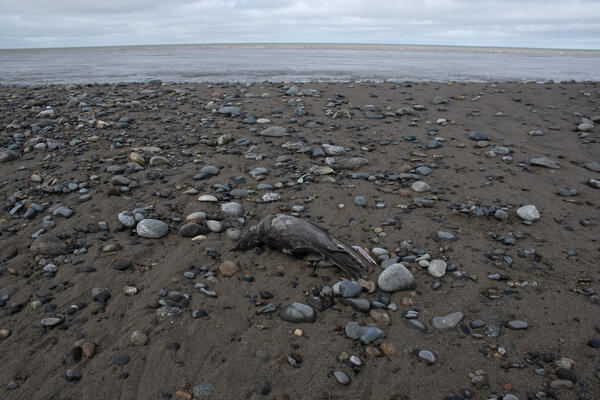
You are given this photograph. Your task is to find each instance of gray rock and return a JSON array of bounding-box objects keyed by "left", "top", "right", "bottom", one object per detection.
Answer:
[
  {"left": 333, "top": 281, "right": 363, "bottom": 298},
  {"left": 118, "top": 211, "right": 136, "bottom": 228},
  {"left": 0, "top": 149, "right": 18, "bottom": 163},
  {"left": 333, "top": 371, "right": 351, "bottom": 385},
  {"left": 530, "top": 157, "right": 560, "bottom": 169},
  {"left": 584, "top": 161, "right": 600, "bottom": 172},
  {"left": 157, "top": 306, "right": 182, "bottom": 319},
  {"left": 432, "top": 312, "right": 464, "bottom": 329},
  {"left": 578, "top": 122, "right": 594, "bottom": 132},
  {"left": 550, "top": 379, "right": 574, "bottom": 389},
  {"left": 336, "top": 157, "right": 368, "bottom": 170},
  {"left": 259, "top": 126, "right": 288, "bottom": 137},
  {"left": 322, "top": 143, "right": 345, "bottom": 156},
  {"left": 220, "top": 202, "right": 244, "bottom": 217},
  {"left": 91, "top": 287, "right": 111, "bottom": 302},
  {"left": 52, "top": 206, "right": 73, "bottom": 218},
  {"left": 206, "top": 220, "right": 223, "bottom": 233},
  {"left": 507, "top": 320, "right": 528, "bottom": 330},
  {"left": 31, "top": 234, "right": 67, "bottom": 256},
  {"left": 516, "top": 205, "right": 540, "bottom": 221},
  {"left": 249, "top": 167, "right": 269, "bottom": 177},
  {"left": 427, "top": 259, "right": 447, "bottom": 278},
  {"left": 342, "top": 298, "right": 371, "bottom": 313},
  {"left": 433, "top": 96, "right": 449, "bottom": 105},
  {"left": 192, "top": 384, "right": 215, "bottom": 397},
  {"left": 262, "top": 192, "right": 281, "bottom": 202},
  {"left": 418, "top": 350, "right": 436, "bottom": 365},
  {"left": 377, "top": 263, "right": 416, "bottom": 292},
  {"left": 491, "top": 146, "right": 511, "bottom": 155},
  {"left": 130, "top": 330, "right": 149, "bottom": 346},
  {"left": 280, "top": 302, "right": 315, "bottom": 323},
  {"left": 41, "top": 316, "right": 63, "bottom": 327},
  {"left": 494, "top": 209, "right": 509, "bottom": 221},
  {"left": 345, "top": 321, "right": 362, "bottom": 339},
  {"left": 359, "top": 326, "right": 385, "bottom": 344},
  {"left": 136, "top": 219, "right": 169, "bottom": 238},
  {"left": 178, "top": 223, "right": 208, "bottom": 237},
  {"left": 354, "top": 196, "right": 367, "bottom": 207},
  {"left": 432, "top": 230, "right": 459, "bottom": 242}
]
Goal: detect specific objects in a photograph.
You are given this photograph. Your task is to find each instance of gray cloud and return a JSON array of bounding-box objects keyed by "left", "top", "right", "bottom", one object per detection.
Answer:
[{"left": 0, "top": 0, "right": 599, "bottom": 49}]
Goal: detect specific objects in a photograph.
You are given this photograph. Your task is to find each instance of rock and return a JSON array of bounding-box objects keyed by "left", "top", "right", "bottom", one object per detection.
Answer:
[
  {"left": 411, "top": 181, "right": 430, "bottom": 192},
  {"left": 114, "top": 354, "right": 130, "bottom": 365},
  {"left": 92, "top": 288, "right": 111, "bottom": 302},
  {"left": 507, "top": 320, "right": 528, "bottom": 330},
  {"left": 380, "top": 343, "right": 396, "bottom": 356},
  {"left": 0, "top": 328, "right": 11, "bottom": 339},
  {"left": 219, "top": 261, "right": 239, "bottom": 277},
  {"left": 336, "top": 157, "right": 368, "bottom": 170},
  {"left": 550, "top": 379, "right": 574, "bottom": 389},
  {"left": 262, "top": 192, "right": 281, "bottom": 202},
  {"left": 588, "top": 338, "right": 600, "bottom": 348},
  {"left": 157, "top": 306, "right": 182, "bottom": 318},
  {"left": 280, "top": 302, "right": 315, "bottom": 323},
  {"left": 118, "top": 211, "right": 136, "bottom": 228},
  {"left": 186, "top": 212, "right": 207, "bottom": 221},
  {"left": 198, "top": 195, "right": 218, "bottom": 202},
  {"left": 130, "top": 330, "right": 149, "bottom": 346},
  {"left": 0, "top": 149, "right": 18, "bottom": 163},
  {"left": 433, "top": 96, "right": 449, "bottom": 104},
  {"left": 136, "top": 219, "right": 169, "bottom": 238},
  {"left": 41, "top": 316, "right": 63, "bottom": 327},
  {"left": 354, "top": 196, "right": 367, "bottom": 207},
  {"left": 192, "top": 383, "right": 214, "bottom": 397},
  {"left": 359, "top": 326, "right": 385, "bottom": 344},
  {"left": 427, "top": 260, "right": 447, "bottom": 277},
  {"left": 179, "top": 223, "right": 208, "bottom": 237},
  {"left": 31, "top": 234, "right": 67, "bottom": 256},
  {"left": 322, "top": 143, "right": 345, "bottom": 156},
  {"left": 220, "top": 202, "right": 244, "bottom": 217},
  {"left": 578, "top": 122, "right": 594, "bottom": 131},
  {"left": 129, "top": 152, "right": 145, "bottom": 165},
  {"left": 432, "top": 312, "right": 464, "bottom": 329},
  {"left": 584, "top": 161, "right": 600, "bottom": 172},
  {"left": 432, "top": 231, "right": 459, "bottom": 242},
  {"left": 589, "top": 178, "right": 600, "bottom": 189},
  {"left": 377, "top": 263, "right": 416, "bottom": 292},
  {"left": 65, "top": 369, "right": 81, "bottom": 382},
  {"left": 418, "top": 350, "right": 436, "bottom": 365},
  {"left": 333, "top": 281, "right": 363, "bottom": 298},
  {"left": 468, "top": 131, "right": 489, "bottom": 141},
  {"left": 333, "top": 371, "right": 350, "bottom": 385},
  {"left": 259, "top": 126, "right": 288, "bottom": 137},
  {"left": 332, "top": 109, "right": 351, "bottom": 119},
  {"left": 530, "top": 157, "right": 560, "bottom": 169},
  {"left": 206, "top": 220, "right": 223, "bottom": 232},
  {"left": 494, "top": 209, "right": 509, "bottom": 221},
  {"left": 516, "top": 205, "right": 540, "bottom": 221},
  {"left": 149, "top": 156, "right": 169, "bottom": 166},
  {"left": 81, "top": 342, "right": 96, "bottom": 358},
  {"left": 342, "top": 298, "right": 370, "bottom": 313}
]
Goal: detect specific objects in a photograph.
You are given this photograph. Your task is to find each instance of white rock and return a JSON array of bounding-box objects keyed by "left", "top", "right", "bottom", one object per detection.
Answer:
[
  {"left": 428, "top": 259, "right": 447, "bottom": 277},
  {"left": 377, "top": 263, "right": 417, "bottom": 292},
  {"left": 197, "top": 195, "right": 218, "bottom": 202},
  {"left": 516, "top": 205, "right": 540, "bottom": 221},
  {"left": 411, "top": 181, "right": 431, "bottom": 192}
]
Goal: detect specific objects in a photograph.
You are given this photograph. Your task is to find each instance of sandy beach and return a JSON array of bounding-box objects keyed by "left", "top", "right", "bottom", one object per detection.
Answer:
[{"left": 0, "top": 80, "right": 599, "bottom": 399}]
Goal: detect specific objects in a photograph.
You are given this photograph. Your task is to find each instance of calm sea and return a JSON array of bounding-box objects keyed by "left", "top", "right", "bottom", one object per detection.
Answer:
[{"left": 1, "top": 44, "right": 599, "bottom": 85}]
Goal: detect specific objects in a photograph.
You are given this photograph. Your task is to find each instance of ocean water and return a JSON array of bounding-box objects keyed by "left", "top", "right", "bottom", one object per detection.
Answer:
[{"left": 0, "top": 44, "right": 599, "bottom": 85}]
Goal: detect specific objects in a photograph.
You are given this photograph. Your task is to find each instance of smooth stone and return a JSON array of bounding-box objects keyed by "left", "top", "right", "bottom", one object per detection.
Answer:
[
  {"left": 136, "top": 219, "right": 169, "bottom": 239},
  {"left": 41, "top": 316, "right": 63, "bottom": 327},
  {"left": 411, "top": 181, "right": 430, "bottom": 192},
  {"left": 427, "top": 259, "right": 447, "bottom": 278},
  {"left": 149, "top": 156, "right": 169, "bottom": 166},
  {"left": 206, "top": 220, "right": 223, "bottom": 233},
  {"left": 342, "top": 298, "right": 371, "bottom": 313},
  {"left": 198, "top": 195, "right": 218, "bottom": 202},
  {"left": 322, "top": 143, "right": 345, "bottom": 156},
  {"left": 65, "top": 369, "right": 81, "bottom": 382},
  {"left": 31, "top": 234, "right": 67, "bottom": 256},
  {"left": 378, "top": 263, "right": 416, "bottom": 292},
  {"left": 584, "top": 161, "right": 600, "bottom": 172},
  {"left": 530, "top": 157, "right": 560, "bottom": 169},
  {"left": 432, "top": 231, "right": 459, "bottom": 242},
  {"left": 578, "top": 122, "right": 594, "bottom": 131},
  {"left": 156, "top": 306, "right": 182, "bottom": 318},
  {"left": 418, "top": 350, "right": 436, "bottom": 365},
  {"left": 114, "top": 355, "right": 131, "bottom": 365},
  {"left": 92, "top": 288, "right": 111, "bottom": 302},
  {"left": 333, "top": 371, "right": 351, "bottom": 385},
  {"left": 262, "top": 193, "right": 281, "bottom": 202},
  {"left": 354, "top": 196, "right": 367, "bottom": 207},
  {"left": 507, "top": 320, "right": 528, "bottom": 330},
  {"left": 550, "top": 379, "right": 574, "bottom": 389},
  {"left": 516, "top": 205, "right": 540, "bottom": 221},
  {"left": 359, "top": 326, "right": 385, "bottom": 344},
  {"left": 432, "top": 312, "right": 464, "bottom": 329},
  {"left": 186, "top": 212, "right": 207, "bottom": 221},
  {"left": 130, "top": 330, "right": 149, "bottom": 346},
  {"left": 333, "top": 281, "right": 363, "bottom": 298},
  {"left": 468, "top": 131, "right": 489, "bottom": 141},
  {"left": 220, "top": 202, "right": 244, "bottom": 217},
  {"left": 118, "top": 211, "right": 136, "bottom": 227},
  {"left": 0, "top": 149, "right": 18, "bottom": 163},
  {"left": 259, "top": 126, "right": 288, "bottom": 137},
  {"left": 219, "top": 260, "right": 239, "bottom": 277},
  {"left": 179, "top": 223, "right": 208, "bottom": 237},
  {"left": 280, "top": 302, "right": 315, "bottom": 323},
  {"left": 336, "top": 157, "right": 368, "bottom": 169}
]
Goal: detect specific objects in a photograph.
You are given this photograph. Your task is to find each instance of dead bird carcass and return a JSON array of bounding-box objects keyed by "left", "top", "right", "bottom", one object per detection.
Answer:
[{"left": 233, "top": 213, "right": 375, "bottom": 278}]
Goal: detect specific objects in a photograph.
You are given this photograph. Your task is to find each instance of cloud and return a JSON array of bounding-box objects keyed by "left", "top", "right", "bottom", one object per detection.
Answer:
[{"left": 0, "top": 0, "right": 599, "bottom": 49}]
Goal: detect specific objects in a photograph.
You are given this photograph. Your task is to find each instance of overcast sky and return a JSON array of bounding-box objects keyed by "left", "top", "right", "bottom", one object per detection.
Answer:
[{"left": 1, "top": 0, "right": 599, "bottom": 50}]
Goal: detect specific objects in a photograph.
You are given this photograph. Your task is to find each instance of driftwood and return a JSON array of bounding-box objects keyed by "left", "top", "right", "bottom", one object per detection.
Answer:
[{"left": 233, "top": 213, "right": 375, "bottom": 278}]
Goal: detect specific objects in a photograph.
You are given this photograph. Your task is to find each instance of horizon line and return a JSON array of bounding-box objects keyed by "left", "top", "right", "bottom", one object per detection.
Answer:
[{"left": 1, "top": 42, "right": 599, "bottom": 53}]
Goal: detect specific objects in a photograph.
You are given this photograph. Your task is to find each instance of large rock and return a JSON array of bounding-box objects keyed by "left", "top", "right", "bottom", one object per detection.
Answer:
[
  {"left": 31, "top": 234, "right": 67, "bottom": 256},
  {"left": 377, "top": 263, "right": 416, "bottom": 292},
  {"left": 136, "top": 219, "right": 169, "bottom": 238}
]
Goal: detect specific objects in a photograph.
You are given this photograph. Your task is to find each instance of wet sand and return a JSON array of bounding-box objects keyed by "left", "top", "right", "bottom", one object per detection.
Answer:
[{"left": 0, "top": 81, "right": 599, "bottom": 399}]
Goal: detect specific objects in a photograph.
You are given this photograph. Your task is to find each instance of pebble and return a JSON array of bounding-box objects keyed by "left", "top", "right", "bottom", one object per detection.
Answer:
[
  {"left": 377, "top": 263, "right": 417, "bottom": 292},
  {"left": 280, "top": 302, "right": 315, "bottom": 323},
  {"left": 432, "top": 230, "right": 459, "bottom": 242},
  {"left": 259, "top": 126, "right": 288, "bottom": 137},
  {"left": 130, "top": 330, "right": 149, "bottom": 346},
  {"left": 136, "top": 219, "right": 169, "bottom": 238},
  {"left": 427, "top": 259, "right": 447, "bottom": 277},
  {"left": 354, "top": 196, "right": 367, "bottom": 207},
  {"left": 432, "top": 312, "right": 464, "bottom": 329},
  {"left": 333, "top": 370, "right": 351, "bottom": 385},
  {"left": 530, "top": 157, "right": 560, "bottom": 169},
  {"left": 206, "top": 220, "right": 224, "bottom": 233},
  {"left": 65, "top": 369, "right": 81, "bottom": 382},
  {"left": 333, "top": 280, "right": 363, "bottom": 298},
  {"left": 219, "top": 260, "right": 239, "bottom": 277},
  {"left": 507, "top": 320, "right": 528, "bottom": 329},
  {"left": 114, "top": 354, "right": 131, "bottom": 365},
  {"left": 550, "top": 379, "right": 574, "bottom": 389},
  {"left": 418, "top": 349, "right": 436, "bottom": 365},
  {"left": 220, "top": 202, "right": 244, "bottom": 217},
  {"left": 516, "top": 205, "right": 540, "bottom": 222},
  {"left": 179, "top": 222, "right": 208, "bottom": 237},
  {"left": 30, "top": 234, "right": 67, "bottom": 256},
  {"left": 411, "top": 181, "right": 430, "bottom": 192}
]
